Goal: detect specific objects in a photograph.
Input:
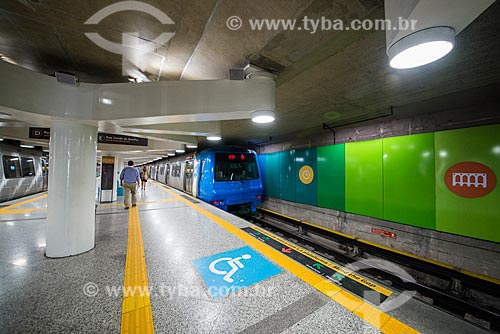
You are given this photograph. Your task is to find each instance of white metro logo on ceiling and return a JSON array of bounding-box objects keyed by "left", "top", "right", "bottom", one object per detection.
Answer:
[{"left": 84, "top": 1, "right": 175, "bottom": 77}]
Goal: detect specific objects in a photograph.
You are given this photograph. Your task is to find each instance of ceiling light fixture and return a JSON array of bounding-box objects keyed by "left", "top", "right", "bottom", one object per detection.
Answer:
[
  {"left": 388, "top": 27, "right": 455, "bottom": 69},
  {"left": 207, "top": 136, "right": 222, "bottom": 141},
  {"left": 99, "top": 97, "right": 113, "bottom": 105},
  {"left": 167, "top": 152, "right": 175, "bottom": 156},
  {"left": 20, "top": 144, "right": 34, "bottom": 149},
  {"left": 175, "top": 149, "right": 185, "bottom": 153},
  {"left": 186, "top": 144, "right": 198, "bottom": 149},
  {"left": 251, "top": 110, "right": 275, "bottom": 124}
]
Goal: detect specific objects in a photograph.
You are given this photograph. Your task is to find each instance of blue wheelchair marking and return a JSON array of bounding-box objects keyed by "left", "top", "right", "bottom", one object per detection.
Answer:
[{"left": 193, "top": 246, "right": 282, "bottom": 298}]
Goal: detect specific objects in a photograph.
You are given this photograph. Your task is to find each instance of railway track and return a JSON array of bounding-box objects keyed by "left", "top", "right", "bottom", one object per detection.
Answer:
[{"left": 238, "top": 209, "right": 500, "bottom": 333}]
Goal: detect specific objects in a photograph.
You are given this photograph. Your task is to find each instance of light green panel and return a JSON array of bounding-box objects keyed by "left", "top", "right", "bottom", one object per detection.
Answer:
[
  {"left": 264, "top": 153, "right": 280, "bottom": 198},
  {"left": 345, "top": 140, "right": 383, "bottom": 219},
  {"left": 383, "top": 133, "right": 435, "bottom": 229},
  {"left": 279, "top": 150, "right": 296, "bottom": 202},
  {"left": 294, "top": 148, "right": 317, "bottom": 206},
  {"left": 435, "top": 124, "right": 500, "bottom": 243},
  {"left": 317, "top": 144, "right": 345, "bottom": 211}
]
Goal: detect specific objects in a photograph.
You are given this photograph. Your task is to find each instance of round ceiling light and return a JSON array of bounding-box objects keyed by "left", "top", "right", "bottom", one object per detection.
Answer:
[
  {"left": 252, "top": 110, "right": 275, "bottom": 124},
  {"left": 207, "top": 136, "right": 222, "bottom": 141},
  {"left": 388, "top": 27, "right": 455, "bottom": 69}
]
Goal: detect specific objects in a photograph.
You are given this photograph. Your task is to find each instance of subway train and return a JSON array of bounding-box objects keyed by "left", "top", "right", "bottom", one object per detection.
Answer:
[
  {"left": 0, "top": 143, "right": 48, "bottom": 203},
  {"left": 150, "top": 148, "right": 263, "bottom": 212}
]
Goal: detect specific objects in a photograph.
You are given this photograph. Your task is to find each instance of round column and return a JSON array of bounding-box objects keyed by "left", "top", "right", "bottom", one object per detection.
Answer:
[{"left": 46, "top": 119, "right": 98, "bottom": 258}]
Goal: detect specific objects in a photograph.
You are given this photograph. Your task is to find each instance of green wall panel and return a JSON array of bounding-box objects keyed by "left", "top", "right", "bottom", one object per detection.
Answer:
[
  {"left": 345, "top": 140, "right": 383, "bottom": 219},
  {"left": 435, "top": 124, "right": 500, "bottom": 243},
  {"left": 295, "top": 148, "right": 317, "bottom": 206},
  {"left": 279, "top": 150, "right": 296, "bottom": 202},
  {"left": 264, "top": 153, "right": 280, "bottom": 198},
  {"left": 317, "top": 144, "right": 345, "bottom": 211},
  {"left": 383, "top": 133, "right": 435, "bottom": 229}
]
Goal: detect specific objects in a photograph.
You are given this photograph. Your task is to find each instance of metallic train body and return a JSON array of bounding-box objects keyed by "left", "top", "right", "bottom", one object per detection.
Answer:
[
  {"left": 150, "top": 148, "right": 263, "bottom": 212},
  {"left": 0, "top": 143, "right": 48, "bottom": 203}
]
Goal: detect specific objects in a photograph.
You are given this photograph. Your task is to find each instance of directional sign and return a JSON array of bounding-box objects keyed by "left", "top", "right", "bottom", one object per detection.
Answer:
[
  {"left": 98, "top": 133, "right": 148, "bottom": 146},
  {"left": 29, "top": 127, "right": 50, "bottom": 139},
  {"left": 193, "top": 246, "right": 282, "bottom": 298}
]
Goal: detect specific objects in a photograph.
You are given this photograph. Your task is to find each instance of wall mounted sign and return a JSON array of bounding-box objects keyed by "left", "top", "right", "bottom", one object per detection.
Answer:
[
  {"left": 97, "top": 133, "right": 148, "bottom": 146},
  {"left": 371, "top": 227, "right": 397, "bottom": 239},
  {"left": 298, "top": 165, "right": 314, "bottom": 185},
  {"left": 445, "top": 162, "right": 496, "bottom": 198},
  {"left": 29, "top": 127, "right": 50, "bottom": 139}
]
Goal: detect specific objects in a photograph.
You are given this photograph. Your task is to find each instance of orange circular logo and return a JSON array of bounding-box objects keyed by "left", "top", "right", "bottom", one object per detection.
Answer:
[{"left": 444, "top": 162, "right": 496, "bottom": 198}]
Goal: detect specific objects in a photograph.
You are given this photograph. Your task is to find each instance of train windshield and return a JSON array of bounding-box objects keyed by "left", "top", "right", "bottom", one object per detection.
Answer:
[{"left": 215, "top": 153, "right": 259, "bottom": 181}]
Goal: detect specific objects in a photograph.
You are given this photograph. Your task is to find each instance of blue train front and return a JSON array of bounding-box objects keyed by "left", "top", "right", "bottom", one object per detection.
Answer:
[{"left": 193, "top": 148, "right": 263, "bottom": 212}]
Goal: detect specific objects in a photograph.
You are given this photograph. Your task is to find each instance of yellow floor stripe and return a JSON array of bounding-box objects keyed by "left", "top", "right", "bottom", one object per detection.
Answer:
[
  {"left": 0, "top": 193, "right": 47, "bottom": 214},
  {"left": 121, "top": 207, "right": 154, "bottom": 334},
  {"left": 260, "top": 208, "right": 500, "bottom": 285},
  {"left": 151, "top": 182, "right": 419, "bottom": 334}
]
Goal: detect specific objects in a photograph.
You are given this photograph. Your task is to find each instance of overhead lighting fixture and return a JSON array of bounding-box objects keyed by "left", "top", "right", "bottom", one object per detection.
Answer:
[
  {"left": 388, "top": 27, "right": 455, "bottom": 69},
  {"left": 252, "top": 110, "right": 275, "bottom": 124},
  {"left": 186, "top": 144, "right": 198, "bottom": 149},
  {"left": 0, "top": 138, "right": 4, "bottom": 141},
  {"left": 20, "top": 144, "right": 34, "bottom": 149},
  {"left": 175, "top": 149, "right": 185, "bottom": 153},
  {"left": 0, "top": 112, "right": 12, "bottom": 119},
  {"left": 207, "top": 136, "right": 222, "bottom": 141},
  {"left": 99, "top": 97, "right": 113, "bottom": 105},
  {"left": 168, "top": 152, "right": 175, "bottom": 156},
  {"left": 43, "top": 149, "right": 49, "bottom": 153}
]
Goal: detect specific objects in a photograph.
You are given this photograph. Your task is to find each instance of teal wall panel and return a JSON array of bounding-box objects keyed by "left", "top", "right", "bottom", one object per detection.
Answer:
[
  {"left": 435, "top": 124, "right": 500, "bottom": 243},
  {"left": 383, "top": 133, "right": 435, "bottom": 229},
  {"left": 264, "top": 153, "right": 280, "bottom": 198},
  {"left": 317, "top": 144, "right": 345, "bottom": 211},
  {"left": 345, "top": 140, "right": 383, "bottom": 219},
  {"left": 279, "top": 150, "right": 296, "bottom": 202},
  {"left": 258, "top": 154, "right": 266, "bottom": 194},
  {"left": 294, "top": 148, "right": 317, "bottom": 206}
]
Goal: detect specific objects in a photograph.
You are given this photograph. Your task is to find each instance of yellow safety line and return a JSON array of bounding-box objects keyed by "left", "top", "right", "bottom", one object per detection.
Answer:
[
  {"left": 120, "top": 207, "right": 154, "bottom": 334},
  {"left": 0, "top": 208, "right": 46, "bottom": 214},
  {"left": 151, "top": 182, "right": 419, "bottom": 334},
  {"left": 250, "top": 225, "right": 393, "bottom": 297},
  {"left": 260, "top": 208, "right": 500, "bottom": 286},
  {"left": 0, "top": 193, "right": 47, "bottom": 214}
]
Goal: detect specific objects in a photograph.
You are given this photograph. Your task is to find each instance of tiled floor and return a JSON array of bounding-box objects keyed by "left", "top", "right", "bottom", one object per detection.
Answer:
[{"left": 0, "top": 184, "right": 491, "bottom": 333}]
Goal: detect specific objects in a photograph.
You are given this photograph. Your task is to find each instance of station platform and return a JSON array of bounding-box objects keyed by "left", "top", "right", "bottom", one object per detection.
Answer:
[{"left": 0, "top": 181, "right": 491, "bottom": 334}]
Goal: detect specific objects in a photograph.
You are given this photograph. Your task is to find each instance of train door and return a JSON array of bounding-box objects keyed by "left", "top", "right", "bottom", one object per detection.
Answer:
[
  {"left": 183, "top": 160, "right": 194, "bottom": 194},
  {"left": 165, "top": 164, "right": 170, "bottom": 185},
  {"left": 41, "top": 157, "right": 48, "bottom": 191}
]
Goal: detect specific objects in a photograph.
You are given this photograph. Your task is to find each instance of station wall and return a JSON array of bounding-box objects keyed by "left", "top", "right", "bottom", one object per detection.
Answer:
[{"left": 259, "top": 123, "right": 500, "bottom": 243}]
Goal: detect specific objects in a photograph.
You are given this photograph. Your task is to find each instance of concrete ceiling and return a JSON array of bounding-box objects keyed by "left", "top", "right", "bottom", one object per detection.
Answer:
[{"left": 1, "top": 0, "right": 500, "bottom": 154}]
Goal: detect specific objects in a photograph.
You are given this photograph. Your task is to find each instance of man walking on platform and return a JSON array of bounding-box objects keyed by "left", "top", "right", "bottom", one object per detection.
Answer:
[{"left": 119, "top": 160, "right": 140, "bottom": 210}]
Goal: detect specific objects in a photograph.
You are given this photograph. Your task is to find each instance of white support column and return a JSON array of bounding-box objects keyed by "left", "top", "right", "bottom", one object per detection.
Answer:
[{"left": 46, "top": 119, "right": 98, "bottom": 258}]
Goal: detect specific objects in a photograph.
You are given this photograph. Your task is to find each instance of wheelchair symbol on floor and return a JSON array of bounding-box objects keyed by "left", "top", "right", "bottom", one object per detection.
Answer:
[{"left": 209, "top": 254, "right": 252, "bottom": 283}]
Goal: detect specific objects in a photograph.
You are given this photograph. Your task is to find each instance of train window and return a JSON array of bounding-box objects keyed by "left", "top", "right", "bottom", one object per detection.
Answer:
[
  {"left": 21, "top": 158, "right": 36, "bottom": 177},
  {"left": 172, "top": 164, "right": 181, "bottom": 177},
  {"left": 159, "top": 165, "right": 165, "bottom": 175},
  {"left": 215, "top": 153, "right": 259, "bottom": 181},
  {"left": 2, "top": 155, "right": 22, "bottom": 179}
]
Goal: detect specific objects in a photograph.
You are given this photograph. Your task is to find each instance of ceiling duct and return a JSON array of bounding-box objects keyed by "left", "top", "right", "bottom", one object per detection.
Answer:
[{"left": 385, "top": 0, "right": 495, "bottom": 69}]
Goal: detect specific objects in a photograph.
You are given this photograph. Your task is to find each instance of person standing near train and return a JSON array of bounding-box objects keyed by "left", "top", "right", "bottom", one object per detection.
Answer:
[
  {"left": 140, "top": 166, "right": 149, "bottom": 191},
  {"left": 120, "top": 160, "right": 140, "bottom": 210}
]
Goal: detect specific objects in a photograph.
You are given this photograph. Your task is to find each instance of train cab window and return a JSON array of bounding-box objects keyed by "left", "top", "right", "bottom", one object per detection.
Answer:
[
  {"left": 21, "top": 158, "right": 36, "bottom": 177},
  {"left": 2, "top": 155, "right": 22, "bottom": 179},
  {"left": 215, "top": 153, "right": 259, "bottom": 181}
]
